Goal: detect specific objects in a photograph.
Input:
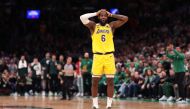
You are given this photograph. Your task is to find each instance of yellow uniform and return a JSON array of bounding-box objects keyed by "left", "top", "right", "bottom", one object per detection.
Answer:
[{"left": 91, "top": 23, "right": 116, "bottom": 76}]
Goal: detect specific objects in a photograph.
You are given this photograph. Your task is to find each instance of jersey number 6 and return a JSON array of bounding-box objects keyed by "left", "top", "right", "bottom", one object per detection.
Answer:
[{"left": 101, "top": 35, "right": 106, "bottom": 42}]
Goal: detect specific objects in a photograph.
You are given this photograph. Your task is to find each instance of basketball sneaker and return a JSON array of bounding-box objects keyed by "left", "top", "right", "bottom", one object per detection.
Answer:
[
  {"left": 176, "top": 98, "right": 182, "bottom": 102},
  {"left": 54, "top": 92, "right": 58, "bottom": 96},
  {"left": 159, "top": 95, "right": 167, "bottom": 101},
  {"left": 13, "top": 92, "right": 18, "bottom": 97},
  {"left": 176, "top": 99, "right": 187, "bottom": 104},
  {"left": 92, "top": 106, "right": 99, "bottom": 109},
  {"left": 186, "top": 98, "right": 190, "bottom": 102},
  {"left": 80, "top": 93, "right": 84, "bottom": 97},
  {"left": 76, "top": 93, "right": 80, "bottom": 97},
  {"left": 167, "top": 96, "right": 175, "bottom": 102},
  {"left": 48, "top": 91, "right": 53, "bottom": 96},
  {"left": 35, "top": 92, "right": 39, "bottom": 96},
  {"left": 24, "top": 92, "right": 29, "bottom": 97},
  {"left": 42, "top": 91, "right": 46, "bottom": 96}
]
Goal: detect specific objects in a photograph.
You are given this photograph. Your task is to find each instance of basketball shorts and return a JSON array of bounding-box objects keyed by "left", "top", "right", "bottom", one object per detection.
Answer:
[{"left": 92, "top": 53, "right": 116, "bottom": 76}]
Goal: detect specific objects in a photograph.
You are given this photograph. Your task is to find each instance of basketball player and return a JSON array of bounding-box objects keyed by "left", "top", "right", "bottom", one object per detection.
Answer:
[{"left": 80, "top": 9, "right": 128, "bottom": 109}]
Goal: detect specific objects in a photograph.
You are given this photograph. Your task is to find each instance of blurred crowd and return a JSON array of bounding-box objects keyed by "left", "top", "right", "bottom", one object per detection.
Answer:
[
  {"left": 0, "top": 0, "right": 190, "bottom": 56},
  {"left": 0, "top": 43, "right": 190, "bottom": 103},
  {"left": 0, "top": 52, "right": 93, "bottom": 100}
]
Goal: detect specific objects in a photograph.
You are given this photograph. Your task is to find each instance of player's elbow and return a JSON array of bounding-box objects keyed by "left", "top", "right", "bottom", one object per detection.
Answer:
[
  {"left": 123, "top": 16, "right": 128, "bottom": 22},
  {"left": 80, "top": 15, "right": 84, "bottom": 21},
  {"left": 80, "top": 15, "right": 89, "bottom": 24}
]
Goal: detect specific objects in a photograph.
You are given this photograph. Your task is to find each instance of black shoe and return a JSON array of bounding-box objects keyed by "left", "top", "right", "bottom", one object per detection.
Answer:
[
  {"left": 92, "top": 106, "right": 99, "bottom": 109},
  {"left": 107, "top": 107, "right": 111, "bottom": 109},
  {"left": 60, "top": 97, "right": 66, "bottom": 100},
  {"left": 68, "top": 95, "right": 73, "bottom": 100}
]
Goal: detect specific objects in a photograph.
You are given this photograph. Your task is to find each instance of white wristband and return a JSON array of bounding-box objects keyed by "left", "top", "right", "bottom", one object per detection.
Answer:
[{"left": 80, "top": 12, "right": 96, "bottom": 24}]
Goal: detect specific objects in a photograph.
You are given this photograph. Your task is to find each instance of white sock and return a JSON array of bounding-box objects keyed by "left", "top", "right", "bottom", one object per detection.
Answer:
[
  {"left": 93, "top": 97, "right": 99, "bottom": 108},
  {"left": 107, "top": 97, "right": 113, "bottom": 108}
]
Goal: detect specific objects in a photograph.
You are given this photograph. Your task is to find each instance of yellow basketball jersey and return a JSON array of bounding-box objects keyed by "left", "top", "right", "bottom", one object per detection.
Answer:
[{"left": 92, "top": 23, "right": 115, "bottom": 53}]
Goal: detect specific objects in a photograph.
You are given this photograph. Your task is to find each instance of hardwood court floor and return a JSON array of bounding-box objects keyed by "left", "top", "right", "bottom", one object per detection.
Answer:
[{"left": 0, "top": 96, "right": 189, "bottom": 109}]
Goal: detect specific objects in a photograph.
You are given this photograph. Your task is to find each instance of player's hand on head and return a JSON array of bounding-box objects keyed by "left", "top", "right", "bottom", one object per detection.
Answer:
[
  {"left": 96, "top": 10, "right": 102, "bottom": 16},
  {"left": 101, "top": 9, "right": 107, "bottom": 12},
  {"left": 106, "top": 11, "right": 112, "bottom": 17},
  {"left": 96, "top": 9, "right": 108, "bottom": 16}
]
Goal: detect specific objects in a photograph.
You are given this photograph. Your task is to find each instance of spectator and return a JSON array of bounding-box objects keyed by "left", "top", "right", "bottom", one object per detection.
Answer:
[
  {"left": 114, "top": 66, "right": 127, "bottom": 98},
  {"left": 48, "top": 55, "right": 59, "bottom": 96},
  {"left": 185, "top": 71, "right": 190, "bottom": 102},
  {"left": 81, "top": 52, "right": 92, "bottom": 96},
  {"left": 136, "top": 61, "right": 144, "bottom": 74},
  {"left": 128, "top": 62, "right": 136, "bottom": 75},
  {"left": 166, "top": 44, "right": 186, "bottom": 103},
  {"left": 18, "top": 55, "right": 27, "bottom": 78},
  {"left": 75, "top": 56, "right": 83, "bottom": 97},
  {"left": 31, "top": 58, "right": 42, "bottom": 95},
  {"left": 141, "top": 69, "right": 157, "bottom": 99},
  {"left": 0, "top": 59, "right": 8, "bottom": 74},
  {"left": 9, "top": 71, "right": 17, "bottom": 96},
  {"left": 41, "top": 52, "right": 51, "bottom": 96},
  {"left": 57, "top": 64, "right": 64, "bottom": 99},
  {"left": 58, "top": 55, "right": 65, "bottom": 68},
  {"left": 57, "top": 54, "right": 65, "bottom": 93},
  {"left": 25, "top": 72, "right": 33, "bottom": 96},
  {"left": 0, "top": 70, "right": 11, "bottom": 95},
  {"left": 17, "top": 75, "right": 26, "bottom": 96},
  {"left": 8, "top": 59, "right": 17, "bottom": 75},
  {"left": 159, "top": 69, "right": 175, "bottom": 102},
  {"left": 128, "top": 71, "right": 144, "bottom": 98}
]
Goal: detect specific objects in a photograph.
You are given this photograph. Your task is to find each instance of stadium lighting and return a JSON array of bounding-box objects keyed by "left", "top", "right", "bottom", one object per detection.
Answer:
[
  {"left": 110, "top": 8, "right": 119, "bottom": 14},
  {"left": 26, "top": 10, "right": 40, "bottom": 19}
]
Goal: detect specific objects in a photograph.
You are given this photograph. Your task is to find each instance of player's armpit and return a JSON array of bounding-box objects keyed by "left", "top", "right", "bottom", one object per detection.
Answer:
[
  {"left": 109, "top": 14, "right": 128, "bottom": 30},
  {"left": 85, "top": 21, "right": 96, "bottom": 34}
]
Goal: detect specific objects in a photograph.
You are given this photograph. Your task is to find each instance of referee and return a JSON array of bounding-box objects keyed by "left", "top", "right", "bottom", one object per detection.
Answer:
[{"left": 61, "top": 57, "right": 76, "bottom": 100}]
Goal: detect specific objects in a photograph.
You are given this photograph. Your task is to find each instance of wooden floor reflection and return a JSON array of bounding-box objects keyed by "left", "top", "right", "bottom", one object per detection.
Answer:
[{"left": 0, "top": 96, "right": 189, "bottom": 109}]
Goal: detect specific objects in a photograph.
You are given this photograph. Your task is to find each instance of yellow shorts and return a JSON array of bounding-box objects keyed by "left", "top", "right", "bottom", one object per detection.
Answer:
[{"left": 92, "top": 53, "right": 116, "bottom": 76}]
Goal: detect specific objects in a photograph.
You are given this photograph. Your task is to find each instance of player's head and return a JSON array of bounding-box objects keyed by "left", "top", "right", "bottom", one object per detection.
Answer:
[
  {"left": 162, "top": 54, "right": 167, "bottom": 60},
  {"left": 176, "top": 47, "right": 181, "bottom": 52},
  {"left": 33, "top": 58, "right": 38, "bottom": 63},
  {"left": 21, "top": 55, "right": 25, "bottom": 60},
  {"left": 146, "top": 69, "right": 153, "bottom": 76},
  {"left": 45, "top": 52, "right": 50, "bottom": 59},
  {"left": 98, "top": 9, "right": 109, "bottom": 26},
  {"left": 84, "top": 52, "right": 89, "bottom": 59},
  {"left": 52, "top": 54, "right": 56, "bottom": 61},
  {"left": 78, "top": 56, "right": 82, "bottom": 61},
  {"left": 66, "top": 56, "right": 72, "bottom": 64},
  {"left": 59, "top": 55, "right": 64, "bottom": 61},
  {"left": 57, "top": 64, "right": 62, "bottom": 70}
]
